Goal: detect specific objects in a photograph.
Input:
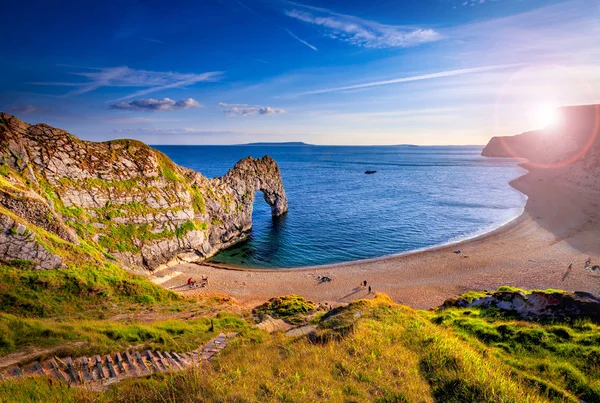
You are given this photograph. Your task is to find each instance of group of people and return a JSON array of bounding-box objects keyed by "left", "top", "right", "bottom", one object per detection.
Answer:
[
  {"left": 317, "top": 275, "right": 332, "bottom": 283},
  {"left": 584, "top": 257, "right": 599, "bottom": 272},
  {"left": 187, "top": 275, "right": 209, "bottom": 289},
  {"left": 567, "top": 257, "right": 597, "bottom": 274}
]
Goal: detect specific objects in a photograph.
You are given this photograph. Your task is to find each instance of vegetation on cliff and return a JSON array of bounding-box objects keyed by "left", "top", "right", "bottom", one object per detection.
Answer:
[{"left": 0, "top": 113, "right": 288, "bottom": 272}]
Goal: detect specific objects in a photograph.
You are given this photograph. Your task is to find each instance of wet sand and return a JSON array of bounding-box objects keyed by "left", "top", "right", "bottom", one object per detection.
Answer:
[{"left": 159, "top": 165, "right": 600, "bottom": 309}]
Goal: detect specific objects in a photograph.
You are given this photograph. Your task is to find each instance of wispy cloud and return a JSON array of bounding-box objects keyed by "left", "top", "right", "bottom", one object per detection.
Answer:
[
  {"left": 106, "top": 117, "right": 179, "bottom": 124},
  {"left": 284, "top": 28, "right": 318, "bottom": 51},
  {"left": 142, "top": 37, "right": 165, "bottom": 44},
  {"left": 236, "top": 1, "right": 263, "bottom": 18},
  {"left": 5, "top": 105, "right": 40, "bottom": 114},
  {"left": 295, "top": 64, "right": 524, "bottom": 96},
  {"left": 461, "top": 0, "right": 486, "bottom": 6},
  {"left": 110, "top": 97, "right": 203, "bottom": 112},
  {"left": 29, "top": 66, "right": 223, "bottom": 100},
  {"left": 283, "top": 5, "right": 440, "bottom": 48},
  {"left": 218, "top": 102, "right": 286, "bottom": 117}
]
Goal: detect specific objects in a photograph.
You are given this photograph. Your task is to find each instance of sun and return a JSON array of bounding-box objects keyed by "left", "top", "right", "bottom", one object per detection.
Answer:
[{"left": 533, "top": 104, "right": 561, "bottom": 128}]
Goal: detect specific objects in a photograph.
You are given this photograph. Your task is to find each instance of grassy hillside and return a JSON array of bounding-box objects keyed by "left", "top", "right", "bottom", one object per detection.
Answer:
[{"left": 2, "top": 292, "right": 599, "bottom": 403}]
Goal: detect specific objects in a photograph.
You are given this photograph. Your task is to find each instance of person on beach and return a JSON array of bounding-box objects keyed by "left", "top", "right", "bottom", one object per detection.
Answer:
[
  {"left": 363, "top": 280, "right": 367, "bottom": 287},
  {"left": 567, "top": 263, "right": 573, "bottom": 273},
  {"left": 187, "top": 277, "right": 193, "bottom": 286},
  {"left": 368, "top": 286, "right": 372, "bottom": 293}
]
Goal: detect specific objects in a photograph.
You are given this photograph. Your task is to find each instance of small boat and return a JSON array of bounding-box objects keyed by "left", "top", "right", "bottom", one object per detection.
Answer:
[{"left": 365, "top": 170, "right": 377, "bottom": 174}]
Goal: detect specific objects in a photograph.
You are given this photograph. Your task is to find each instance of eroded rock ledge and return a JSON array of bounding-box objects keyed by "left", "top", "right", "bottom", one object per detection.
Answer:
[
  {"left": 0, "top": 113, "right": 287, "bottom": 270},
  {"left": 441, "top": 289, "right": 600, "bottom": 323}
]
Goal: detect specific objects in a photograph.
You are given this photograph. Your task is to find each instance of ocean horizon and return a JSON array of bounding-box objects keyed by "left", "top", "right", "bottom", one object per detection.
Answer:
[{"left": 155, "top": 144, "right": 528, "bottom": 269}]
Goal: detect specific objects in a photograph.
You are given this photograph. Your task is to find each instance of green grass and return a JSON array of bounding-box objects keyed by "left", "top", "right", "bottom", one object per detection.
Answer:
[
  {"left": 0, "top": 311, "right": 260, "bottom": 361},
  {"left": 428, "top": 307, "right": 600, "bottom": 402},
  {"left": 253, "top": 295, "right": 317, "bottom": 325},
  {"left": 1, "top": 293, "right": 599, "bottom": 402},
  {"left": 0, "top": 262, "right": 179, "bottom": 319},
  {"left": 190, "top": 185, "right": 206, "bottom": 214},
  {"left": 30, "top": 294, "right": 552, "bottom": 403}
]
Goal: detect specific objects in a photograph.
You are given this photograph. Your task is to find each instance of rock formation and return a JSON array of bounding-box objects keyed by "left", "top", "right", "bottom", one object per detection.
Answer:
[
  {"left": 441, "top": 289, "right": 600, "bottom": 323},
  {"left": 482, "top": 104, "right": 600, "bottom": 190},
  {"left": 0, "top": 113, "right": 287, "bottom": 270}
]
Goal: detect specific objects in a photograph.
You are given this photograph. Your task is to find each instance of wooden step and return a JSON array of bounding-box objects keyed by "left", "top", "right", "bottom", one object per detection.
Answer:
[
  {"left": 145, "top": 350, "right": 161, "bottom": 373},
  {"left": 7, "top": 367, "right": 23, "bottom": 378},
  {"left": 31, "top": 361, "right": 46, "bottom": 377},
  {"left": 48, "top": 359, "right": 67, "bottom": 383},
  {"left": 134, "top": 351, "right": 149, "bottom": 373},
  {"left": 155, "top": 351, "right": 169, "bottom": 371},
  {"left": 93, "top": 355, "right": 106, "bottom": 381},
  {"left": 64, "top": 357, "right": 80, "bottom": 384},
  {"left": 105, "top": 355, "right": 117, "bottom": 378},
  {"left": 164, "top": 352, "right": 181, "bottom": 370},
  {"left": 115, "top": 353, "right": 126, "bottom": 375},
  {"left": 172, "top": 352, "right": 189, "bottom": 367},
  {"left": 0, "top": 334, "right": 238, "bottom": 387},
  {"left": 80, "top": 357, "right": 92, "bottom": 383},
  {"left": 124, "top": 351, "right": 139, "bottom": 376}
]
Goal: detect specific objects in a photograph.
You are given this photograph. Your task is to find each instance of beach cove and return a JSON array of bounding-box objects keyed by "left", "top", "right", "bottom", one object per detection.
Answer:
[{"left": 159, "top": 162, "right": 600, "bottom": 309}]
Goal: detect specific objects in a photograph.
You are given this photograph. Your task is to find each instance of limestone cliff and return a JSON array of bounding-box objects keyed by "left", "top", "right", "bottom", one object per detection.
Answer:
[
  {"left": 482, "top": 104, "right": 600, "bottom": 190},
  {"left": 0, "top": 113, "right": 287, "bottom": 270}
]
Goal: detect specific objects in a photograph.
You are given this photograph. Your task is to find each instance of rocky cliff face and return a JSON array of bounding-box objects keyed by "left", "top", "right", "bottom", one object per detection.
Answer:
[
  {"left": 0, "top": 113, "right": 287, "bottom": 270},
  {"left": 441, "top": 289, "right": 600, "bottom": 323},
  {"left": 482, "top": 104, "right": 600, "bottom": 190}
]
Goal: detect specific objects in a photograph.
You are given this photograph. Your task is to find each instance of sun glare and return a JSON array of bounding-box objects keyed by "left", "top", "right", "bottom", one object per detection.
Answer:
[{"left": 533, "top": 104, "right": 560, "bottom": 129}]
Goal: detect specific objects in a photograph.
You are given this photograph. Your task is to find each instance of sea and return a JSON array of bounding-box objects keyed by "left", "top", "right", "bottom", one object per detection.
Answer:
[{"left": 154, "top": 145, "right": 527, "bottom": 269}]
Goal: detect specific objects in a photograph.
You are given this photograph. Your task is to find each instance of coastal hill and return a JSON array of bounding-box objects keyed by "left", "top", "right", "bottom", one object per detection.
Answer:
[
  {"left": 0, "top": 113, "right": 287, "bottom": 271},
  {"left": 482, "top": 104, "right": 600, "bottom": 191}
]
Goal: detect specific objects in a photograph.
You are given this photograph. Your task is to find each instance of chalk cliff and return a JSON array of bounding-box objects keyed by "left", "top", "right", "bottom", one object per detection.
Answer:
[
  {"left": 0, "top": 113, "right": 287, "bottom": 270},
  {"left": 482, "top": 104, "right": 600, "bottom": 190}
]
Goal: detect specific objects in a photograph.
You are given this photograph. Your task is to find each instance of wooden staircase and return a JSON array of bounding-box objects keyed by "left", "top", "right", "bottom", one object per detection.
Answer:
[{"left": 0, "top": 332, "right": 235, "bottom": 387}]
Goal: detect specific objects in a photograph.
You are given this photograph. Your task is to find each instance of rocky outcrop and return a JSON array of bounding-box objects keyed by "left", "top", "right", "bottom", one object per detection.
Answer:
[
  {"left": 482, "top": 104, "right": 600, "bottom": 190},
  {"left": 441, "top": 290, "right": 600, "bottom": 323},
  {"left": 0, "top": 113, "right": 287, "bottom": 270},
  {"left": 0, "top": 214, "right": 63, "bottom": 269}
]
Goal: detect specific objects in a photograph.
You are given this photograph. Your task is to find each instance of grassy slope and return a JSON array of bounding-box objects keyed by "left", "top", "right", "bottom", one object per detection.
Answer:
[{"left": 3, "top": 293, "right": 599, "bottom": 403}]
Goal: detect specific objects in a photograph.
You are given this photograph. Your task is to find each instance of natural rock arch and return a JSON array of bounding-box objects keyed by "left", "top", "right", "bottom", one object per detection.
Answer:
[{"left": 0, "top": 113, "right": 288, "bottom": 270}]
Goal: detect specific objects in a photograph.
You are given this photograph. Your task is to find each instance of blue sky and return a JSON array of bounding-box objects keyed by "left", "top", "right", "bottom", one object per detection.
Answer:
[{"left": 1, "top": 0, "right": 599, "bottom": 145}]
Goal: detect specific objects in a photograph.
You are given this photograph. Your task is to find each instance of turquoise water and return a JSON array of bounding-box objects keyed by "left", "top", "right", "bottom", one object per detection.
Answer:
[{"left": 155, "top": 145, "right": 527, "bottom": 268}]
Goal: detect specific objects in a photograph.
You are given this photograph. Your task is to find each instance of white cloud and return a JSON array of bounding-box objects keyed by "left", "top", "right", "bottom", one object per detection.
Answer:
[
  {"left": 110, "top": 97, "right": 203, "bottom": 112},
  {"left": 218, "top": 102, "right": 286, "bottom": 117},
  {"left": 284, "top": 28, "right": 318, "bottom": 51},
  {"left": 294, "top": 64, "right": 524, "bottom": 96},
  {"left": 29, "top": 66, "right": 222, "bottom": 100},
  {"left": 283, "top": 7, "right": 440, "bottom": 48}
]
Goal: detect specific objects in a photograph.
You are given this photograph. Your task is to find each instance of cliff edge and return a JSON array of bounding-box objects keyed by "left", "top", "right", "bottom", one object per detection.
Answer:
[
  {"left": 482, "top": 104, "right": 600, "bottom": 191},
  {"left": 0, "top": 113, "right": 287, "bottom": 270}
]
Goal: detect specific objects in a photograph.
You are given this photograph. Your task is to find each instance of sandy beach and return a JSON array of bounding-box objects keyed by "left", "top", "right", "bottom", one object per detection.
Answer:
[{"left": 158, "top": 164, "right": 600, "bottom": 309}]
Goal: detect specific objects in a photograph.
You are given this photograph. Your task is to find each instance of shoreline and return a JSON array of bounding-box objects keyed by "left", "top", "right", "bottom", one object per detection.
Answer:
[
  {"left": 159, "top": 163, "right": 600, "bottom": 309},
  {"left": 199, "top": 210, "right": 527, "bottom": 274}
]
